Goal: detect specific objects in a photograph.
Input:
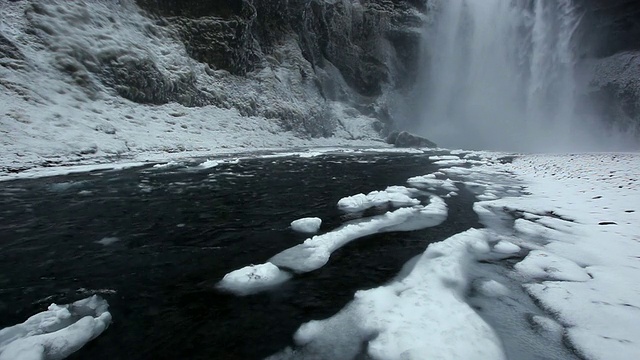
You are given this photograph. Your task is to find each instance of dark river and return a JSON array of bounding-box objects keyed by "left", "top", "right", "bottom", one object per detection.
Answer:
[{"left": 0, "top": 151, "right": 481, "bottom": 359}]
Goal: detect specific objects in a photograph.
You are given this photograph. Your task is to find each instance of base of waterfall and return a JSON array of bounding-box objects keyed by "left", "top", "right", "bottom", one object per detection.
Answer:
[
  {"left": 0, "top": 296, "right": 111, "bottom": 360},
  {"left": 269, "top": 151, "right": 640, "bottom": 360}
]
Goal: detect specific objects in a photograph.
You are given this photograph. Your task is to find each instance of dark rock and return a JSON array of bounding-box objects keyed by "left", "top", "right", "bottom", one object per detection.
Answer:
[
  {"left": 391, "top": 131, "right": 436, "bottom": 148},
  {"left": 386, "top": 131, "right": 399, "bottom": 144}
]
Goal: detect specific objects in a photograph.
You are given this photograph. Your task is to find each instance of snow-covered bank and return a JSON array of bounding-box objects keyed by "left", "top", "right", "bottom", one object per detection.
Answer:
[
  {"left": 0, "top": 0, "right": 387, "bottom": 177},
  {"left": 268, "top": 151, "right": 640, "bottom": 359},
  {"left": 493, "top": 153, "right": 640, "bottom": 359}
]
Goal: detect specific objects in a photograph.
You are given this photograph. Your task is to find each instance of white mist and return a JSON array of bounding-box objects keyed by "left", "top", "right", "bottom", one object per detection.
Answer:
[{"left": 417, "top": 0, "right": 594, "bottom": 151}]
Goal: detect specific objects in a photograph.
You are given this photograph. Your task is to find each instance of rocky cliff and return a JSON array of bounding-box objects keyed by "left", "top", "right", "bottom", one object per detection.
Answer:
[
  {"left": 130, "top": 0, "right": 426, "bottom": 135},
  {"left": 578, "top": 0, "right": 640, "bottom": 135},
  {"left": 0, "top": 0, "right": 426, "bottom": 170}
]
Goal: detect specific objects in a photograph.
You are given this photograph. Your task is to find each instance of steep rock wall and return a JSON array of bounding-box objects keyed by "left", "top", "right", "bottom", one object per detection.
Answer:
[
  {"left": 577, "top": 0, "right": 640, "bottom": 135},
  {"left": 133, "top": 0, "right": 426, "bottom": 134}
]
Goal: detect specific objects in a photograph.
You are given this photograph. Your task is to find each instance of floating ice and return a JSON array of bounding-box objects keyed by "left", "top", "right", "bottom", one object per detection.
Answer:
[
  {"left": 217, "top": 263, "right": 291, "bottom": 296},
  {"left": 337, "top": 186, "right": 420, "bottom": 213},
  {"left": 270, "top": 196, "right": 447, "bottom": 273},
  {"left": 0, "top": 295, "right": 111, "bottom": 360},
  {"left": 198, "top": 159, "right": 223, "bottom": 169},
  {"left": 96, "top": 237, "right": 120, "bottom": 246},
  {"left": 270, "top": 229, "right": 505, "bottom": 360},
  {"left": 291, "top": 217, "right": 322, "bottom": 233},
  {"left": 407, "top": 174, "right": 458, "bottom": 192}
]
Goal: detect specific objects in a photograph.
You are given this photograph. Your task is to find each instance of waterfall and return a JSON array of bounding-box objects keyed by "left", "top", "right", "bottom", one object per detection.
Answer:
[{"left": 416, "top": 0, "right": 585, "bottom": 151}]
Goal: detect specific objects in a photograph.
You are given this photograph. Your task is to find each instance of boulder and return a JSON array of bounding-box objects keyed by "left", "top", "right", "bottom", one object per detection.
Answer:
[{"left": 389, "top": 131, "right": 436, "bottom": 148}]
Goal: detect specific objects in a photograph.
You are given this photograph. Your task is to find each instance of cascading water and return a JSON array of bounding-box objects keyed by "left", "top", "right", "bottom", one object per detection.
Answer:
[{"left": 416, "top": 0, "right": 587, "bottom": 151}]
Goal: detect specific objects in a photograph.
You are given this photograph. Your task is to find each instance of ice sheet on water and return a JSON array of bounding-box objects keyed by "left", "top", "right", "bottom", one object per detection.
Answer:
[
  {"left": 337, "top": 186, "right": 420, "bottom": 213},
  {"left": 291, "top": 217, "right": 322, "bottom": 233},
  {"left": 515, "top": 250, "right": 591, "bottom": 282},
  {"left": 270, "top": 196, "right": 447, "bottom": 273},
  {"left": 0, "top": 295, "right": 111, "bottom": 360},
  {"left": 269, "top": 229, "right": 505, "bottom": 360},
  {"left": 407, "top": 174, "right": 458, "bottom": 192},
  {"left": 217, "top": 263, "right": 292, "bottom": 296}
]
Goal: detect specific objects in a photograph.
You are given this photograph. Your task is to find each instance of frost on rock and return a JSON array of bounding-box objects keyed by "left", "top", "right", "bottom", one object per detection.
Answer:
[
  {"left": 291, "top": 217, "right": 322, "bottom": 233},
  {"left": 0, "top": 295, "right": 111, "bottom": 360},
  {"left": 217, "top": 262, "right": 292, "bottom": 296}
]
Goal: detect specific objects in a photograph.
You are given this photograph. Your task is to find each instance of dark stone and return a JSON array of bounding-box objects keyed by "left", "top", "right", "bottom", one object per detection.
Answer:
[
  {"left": 386, "top": 131, "right": 399, "bottom": 144},
  {"left": 391, "top": 131, "right": 436, "bottom": 148},
  {"left": 577, "top": 0, "right": 640, "bottom": 58}
]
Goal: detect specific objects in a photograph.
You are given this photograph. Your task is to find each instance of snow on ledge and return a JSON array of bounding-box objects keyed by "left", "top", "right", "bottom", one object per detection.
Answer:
[{"left": 0, "top": 295, "right": 112, "bottom": 360}]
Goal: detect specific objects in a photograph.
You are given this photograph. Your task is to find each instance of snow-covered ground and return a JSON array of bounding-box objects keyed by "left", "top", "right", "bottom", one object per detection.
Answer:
[{"left": 265, "top": 151, "right": 640, "bottom": 359}]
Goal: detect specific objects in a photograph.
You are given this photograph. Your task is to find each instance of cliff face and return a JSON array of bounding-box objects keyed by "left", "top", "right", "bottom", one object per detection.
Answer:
[
  {"left": 578, "top": 0, "right": 640, "bottom": 135},
  {"left": 131, "top": 0, "right": 425, "bottom": 134}
]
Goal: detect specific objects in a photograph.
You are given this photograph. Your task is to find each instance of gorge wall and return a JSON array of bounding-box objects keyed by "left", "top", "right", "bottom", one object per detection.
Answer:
[{"left": 577, "top": 0, "right": 640, "bottom": 138}]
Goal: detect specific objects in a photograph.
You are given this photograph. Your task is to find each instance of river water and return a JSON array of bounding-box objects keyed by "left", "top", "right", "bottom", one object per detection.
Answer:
[{"left": 0, "top": 151, "right": 484, "bottom": 359}]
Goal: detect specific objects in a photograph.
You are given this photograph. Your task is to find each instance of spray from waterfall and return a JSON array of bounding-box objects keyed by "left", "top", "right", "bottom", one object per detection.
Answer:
[{"left": 415, "top": 0, "right": 605, "bottom": 151}]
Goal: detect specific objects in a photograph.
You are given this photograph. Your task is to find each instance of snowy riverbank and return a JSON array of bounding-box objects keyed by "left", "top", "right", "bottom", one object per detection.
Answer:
[{"left": 264, "top": 151, "right": 640, "bottom": 359}]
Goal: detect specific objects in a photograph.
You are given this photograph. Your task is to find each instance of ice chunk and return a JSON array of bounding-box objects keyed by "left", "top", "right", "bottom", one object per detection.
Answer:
[
  {"left": 407, "top": 175, "right": 458, "bottom": 192},
  {"left": 217, "top": 262, "right": 291, "bottom": 296},
  {"left": 271, "top": 196, "right": 447, "bottom": 273},
  {"left": 0, "top": 296, "right": 111, "bottom": 360},
  {"left": 291, "top": 217, "right": 322, "bottom": 233},
  {"left": 337, "top": 188, "right": 420, "bottom": 213},
  {"left": 198, "top": 159, "right": 222, "bottom": 169},
  {"left": 270, "top": 229, "right": 505, "bottom": 360}
]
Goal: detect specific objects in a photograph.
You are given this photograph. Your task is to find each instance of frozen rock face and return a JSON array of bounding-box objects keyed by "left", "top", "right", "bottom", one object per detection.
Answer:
[
  {"left": 133, "top": 0, "right": 426, "bottom": 131},
  {"left": 577, "top": 0, "right": 640, "bottom": 136},
  {"left": 0, "top": 0, "right": 426, "bottom": 164}
]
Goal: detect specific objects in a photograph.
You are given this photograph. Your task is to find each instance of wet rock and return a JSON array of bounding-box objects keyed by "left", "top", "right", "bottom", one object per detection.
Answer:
[{"left": 389, "top": 131, "right": 436, "bottom": 148}]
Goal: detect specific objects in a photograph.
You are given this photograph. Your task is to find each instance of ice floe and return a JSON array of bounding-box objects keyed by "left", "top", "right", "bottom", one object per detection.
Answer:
[
  {"left": 270, "top": 196, "right": 447, "bottom": 273},
  {"left": 270, "top": 229, "right": 506, "bottom": 360},
  {"left": 0, "top": 296, "right": 111, "bottom": 360},
  {"left": 291, "top": 217, "right": 322, "bottom": 233},
  {"left": 337, "top": 187, "right": 420, "bottom": 213},
  {"left": 217, "top": 263, "right": 292, "bottom": 296}
]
